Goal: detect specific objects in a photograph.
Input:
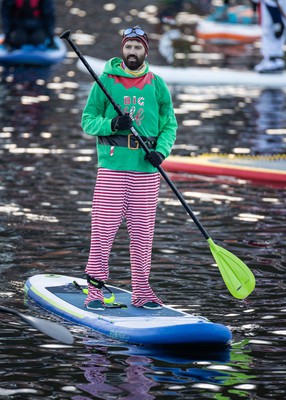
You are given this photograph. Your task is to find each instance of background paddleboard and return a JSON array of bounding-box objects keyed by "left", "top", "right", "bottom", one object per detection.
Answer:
[
  {"left": 77, "top": 56, "right": 286, "bottom": 88},
  {"left": 163, "top": 154, "right": 286, "bottom": 183},
  {"left": 196, "top": 19, "right": 261, "bottom": 45},
  {"left": 0, "top": 35, "right": 66, "bottom": 66},
  {"left": 25, "top": 274, "right": 232, "bottom": 347}
]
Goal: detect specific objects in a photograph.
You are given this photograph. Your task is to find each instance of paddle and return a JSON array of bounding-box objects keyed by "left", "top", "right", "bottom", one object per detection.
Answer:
[
  {"left": 60, "top": 30, "right": 255, "bottom": 299},
  {"left": 0, "top": 306, "right": 74, "bottom": 344}
]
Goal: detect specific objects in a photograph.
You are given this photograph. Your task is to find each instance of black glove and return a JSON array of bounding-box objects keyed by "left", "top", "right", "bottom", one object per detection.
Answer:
[
  {"left": 274, "top": 22, "right": 284, "bottom": 39},
  {"left": 111, "top": 114, "right": 132, "bottom": 131},
  {"left": 144, "top": 151, "right": 165, "bottom": 167}
]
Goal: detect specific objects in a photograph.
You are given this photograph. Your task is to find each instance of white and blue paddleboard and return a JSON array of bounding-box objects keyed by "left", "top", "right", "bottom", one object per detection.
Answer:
[{"left": 25, "top": 274, "right": 232, "bottom": 347}]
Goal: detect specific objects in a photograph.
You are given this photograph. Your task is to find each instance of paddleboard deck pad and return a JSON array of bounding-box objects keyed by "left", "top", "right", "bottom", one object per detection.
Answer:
[{"left": 25, "top": 274, "right": 232, "bottom": 347}]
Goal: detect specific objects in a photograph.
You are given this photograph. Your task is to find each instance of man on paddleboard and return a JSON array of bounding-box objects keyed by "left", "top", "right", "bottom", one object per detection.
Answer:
[
  {"left": 1, "top": 0, "right": 56, "bottom": 49},
  {"left": 81, "top": 26, "right": 177, "bottom": 311}
]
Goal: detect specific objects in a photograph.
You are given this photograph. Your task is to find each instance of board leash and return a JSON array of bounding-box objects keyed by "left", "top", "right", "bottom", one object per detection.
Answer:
[{"left": 72, "top": 280, "right": 127, "bottom": 309}]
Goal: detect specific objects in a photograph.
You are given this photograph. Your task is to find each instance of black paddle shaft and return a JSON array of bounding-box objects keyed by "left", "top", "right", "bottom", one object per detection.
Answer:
[{"left": 60, "top": 30, "right": 210, "bottom": 240}]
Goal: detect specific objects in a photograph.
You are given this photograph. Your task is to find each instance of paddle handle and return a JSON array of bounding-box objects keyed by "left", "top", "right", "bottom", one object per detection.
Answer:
[
  {"left": 61, "top": 30, "right": 210, "bottom": 240},
  {"left": 60, "top": 30, "right": 122, "bottom": 116}
]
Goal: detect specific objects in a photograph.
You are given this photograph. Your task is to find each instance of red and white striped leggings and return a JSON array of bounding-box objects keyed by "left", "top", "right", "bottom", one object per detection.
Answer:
[{"left": 85, "top": 168, "right": 162, "bottom": 307}]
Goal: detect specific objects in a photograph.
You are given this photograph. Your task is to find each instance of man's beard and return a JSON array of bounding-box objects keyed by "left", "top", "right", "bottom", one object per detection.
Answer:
[{"left": 123, "top": 54, "right": 145, "bottom": 70}]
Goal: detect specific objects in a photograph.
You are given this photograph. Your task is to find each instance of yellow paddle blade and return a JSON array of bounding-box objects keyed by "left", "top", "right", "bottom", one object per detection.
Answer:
[{"left": 208, "top": 238, "right": 255, "bottom": 299}]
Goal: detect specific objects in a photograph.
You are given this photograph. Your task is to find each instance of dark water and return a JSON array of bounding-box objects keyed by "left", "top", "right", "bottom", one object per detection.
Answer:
[{"left": 1, "top": 3, "right": 286, "bottom": 400}]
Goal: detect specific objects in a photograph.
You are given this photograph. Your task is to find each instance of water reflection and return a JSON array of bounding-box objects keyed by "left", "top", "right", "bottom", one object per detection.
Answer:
[
  {"left": 76, "top": 337, "right": 284, "bottom": 400},
  {"left": 76, "top": 343, "right": 232, "bottom": 400},
  {"left": 253, "top": 89, "right": 286, "bottom": 153},
  {"left": 173, "top": 86, "right": 286, "bottom": 156},
  {"left": 0, "top": 65, "right": 54, "bottom": 84},
  {"left": 77, "top": 352, "right": 156, "bottom": 399},
  {"left": 2, "top": 313, "right": 286, "bottom": 400}
]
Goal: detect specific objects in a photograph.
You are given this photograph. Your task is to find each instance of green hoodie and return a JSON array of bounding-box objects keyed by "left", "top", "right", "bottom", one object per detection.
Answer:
[{"left": 82, "top": 57, "right": 178, "bottom": 172}]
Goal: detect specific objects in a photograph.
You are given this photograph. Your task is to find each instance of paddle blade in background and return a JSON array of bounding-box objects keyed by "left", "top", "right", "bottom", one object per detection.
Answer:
[
  {"left": 208, "top": 239, "right": 256, "bottom": 299},
  {"left": 24, "top": 315, "right": 74, "bottom": 344},
  {"left": 0, "top": 306, "right": 74, "bottom": 345}
]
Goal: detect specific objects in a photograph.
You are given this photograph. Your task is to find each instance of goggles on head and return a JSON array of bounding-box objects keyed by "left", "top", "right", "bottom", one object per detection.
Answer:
[{"left": 122, "top": 28, "right": 148, "bottom": 41}]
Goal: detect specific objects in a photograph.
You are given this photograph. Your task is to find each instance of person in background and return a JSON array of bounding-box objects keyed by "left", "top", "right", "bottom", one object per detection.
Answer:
[
  {"left": 253, "top": 0, "right": 286, "bottom": 73},
  {"left": 206, "top": 0, "right": 233, "bottom": 22},
  {"left": 1, "top": 0, "right": 56, "bottom": 49},
  {"left": 207, "top": 0, "right": 257, "bottom": 23},
  {"left": 81, "top": 26, "right": 178, "bottom": 311},
  {"left": 157, "top": 0, "right": 184, "bottom": 24}
]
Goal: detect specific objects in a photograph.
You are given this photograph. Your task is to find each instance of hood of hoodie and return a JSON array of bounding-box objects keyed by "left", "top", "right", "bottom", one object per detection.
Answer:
[{"left": 103, "top": 57, "right": 150, "bottom": 78}]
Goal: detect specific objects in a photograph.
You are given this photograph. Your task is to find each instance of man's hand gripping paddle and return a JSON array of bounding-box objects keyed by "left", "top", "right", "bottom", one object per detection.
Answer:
[{"left": 60, "top": 30, "right": 255, "bottom": 300}]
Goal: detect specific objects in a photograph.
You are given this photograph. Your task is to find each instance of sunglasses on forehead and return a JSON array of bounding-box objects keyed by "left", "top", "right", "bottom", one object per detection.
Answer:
[{"left": 122, "top": 28, "right": 148, "bottom": 39}]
